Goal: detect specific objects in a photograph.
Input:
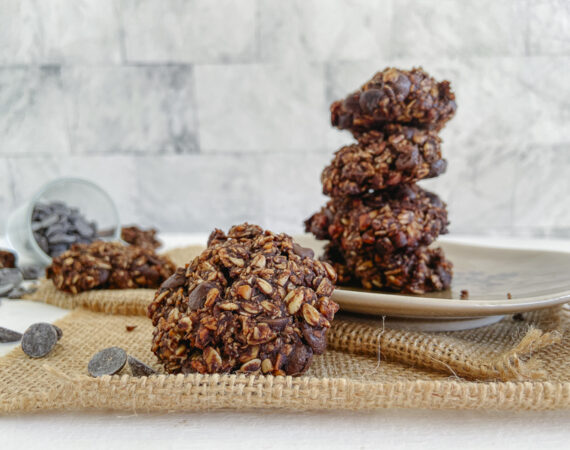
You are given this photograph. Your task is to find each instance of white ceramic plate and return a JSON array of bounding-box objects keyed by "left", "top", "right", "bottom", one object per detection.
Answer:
[{"left": 296, "top": 236, "right": 570, "bottom": 320}]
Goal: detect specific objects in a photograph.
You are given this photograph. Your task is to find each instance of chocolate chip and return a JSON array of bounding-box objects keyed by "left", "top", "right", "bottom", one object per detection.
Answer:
[
  {"left": 395, "top": 148, "right": 420, "bottom": 171},
  {"left": 292, "top": 242, "right": 315, "bottom": 259},
  {"left": 53, "top": 325, "right": 63, "bottom": 340},
  {"left": 31, "top": 201, "right": 99, "bottom": 257},
  {"left": 428, "top": 158, "right": 448, "bottom": 177},
  {"left": 7, "top": 285, "right": 37, "bottom": 299},
  {"left": 263, "top": 317, "right": 290, "bottom": 331},
  {"left": 19, "top": 264, "right": 44, "bottom": 280},
  {"left": 285, "top": 342, "right": 313, "bottom": 375},
  {"left": 88, "top": 347, "right": 127, "bottom": 377},
  {"left": 21, "top": 323, "right": 58, "bottom": 358},
  {"left": 0, "top": 268, "right": 23, "bottom": 296},
  {"left": 31, "top": 214, "right": 59, "bottom": 232},
  {"left": 0, "top": 326, "right": 23, "bottom": 343},
  {"left": 392, "top": 74, "right": 411, "bottom": 98},
  {"left": 392, "top": 231, "right": 408, "bottom": 249},
  {"left": 359, "top": 88, "right": 384, "bottom": 112},
  {"left": 128, "top": 355, "right": 156, "bottom": 377},
  {"left": 337, "top": 113, "right": 353, "bottom": 129},
  {"left": 160, "top": 270, "right": 186, "bottom": 290},
  {"left": 302, "top": 324, "right": 327, "bottom": 354},
  {"left": 188, "top": 282, "right": 216, "bottom": 311}
]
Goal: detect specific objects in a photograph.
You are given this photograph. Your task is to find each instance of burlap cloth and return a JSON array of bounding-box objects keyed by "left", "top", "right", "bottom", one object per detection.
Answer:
[{"left": 2, "top": 245, "right": 569, "bottom": 413}]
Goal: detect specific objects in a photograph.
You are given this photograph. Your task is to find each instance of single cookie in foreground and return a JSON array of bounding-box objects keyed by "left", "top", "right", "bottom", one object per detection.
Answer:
[
  {"left": 324, "top": 244, "right": 452, "bottom": 294},
  {"left": 47, "top": 241, "right": 175, "bottom": 294},
  {"left": 306, "top": 184, "right": 449, "bottom": 256},
  {"left": 121, "top": 225, "right": 161, "bottom": 249},
  {"left": 148, "top": 223, "right": 339, "bottom": 376},
  {"left": 331, "top": 67, "right": 456, "bottom": 132},
  {"left": 321, "top": 125, "right": 446, "bottom": 197}
]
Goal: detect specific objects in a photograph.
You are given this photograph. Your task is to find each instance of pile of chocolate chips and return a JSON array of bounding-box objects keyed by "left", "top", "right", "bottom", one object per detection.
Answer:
[{"left": 32, "top": 202, "right": 98, "bottom": 257}]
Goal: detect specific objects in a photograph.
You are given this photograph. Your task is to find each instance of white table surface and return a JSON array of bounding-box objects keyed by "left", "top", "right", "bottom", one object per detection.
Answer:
[{"left": 1, "top": 234, "right": 570, "bottom": 450}]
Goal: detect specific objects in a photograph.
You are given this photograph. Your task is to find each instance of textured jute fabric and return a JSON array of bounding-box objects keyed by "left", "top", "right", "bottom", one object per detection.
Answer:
[
  {"left": 0, "top": 307, "right": 569, "bottom": 413},
  {"left": 7, "top": 244, "right": 568, "bottom": 412}
]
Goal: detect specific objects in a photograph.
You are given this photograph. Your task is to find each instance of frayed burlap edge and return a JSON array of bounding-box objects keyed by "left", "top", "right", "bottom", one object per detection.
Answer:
[{"left": 329, "top": 320, "right": 562, "bottom": 382}]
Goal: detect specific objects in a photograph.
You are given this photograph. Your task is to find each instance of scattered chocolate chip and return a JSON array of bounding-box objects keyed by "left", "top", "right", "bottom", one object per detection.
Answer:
[
  {"left": 127, "top": 355, "right": 156, "bottom": 377},
  {"left": 513, "top": 313, "right": 524, "bottom": 321},
  {"left": 52, "top": 325, "right": 63, "bottom": 340},
  {"left": 507, "top": 292, "right": 512, "bottom": 300},
  {"left": 125, "top": 325, "right": 137, "bottom": 332},
  {"left": 0, "top": 268, "right": 24, "bottom": 296},
  {"left": 19, "top": 264, "right": 44, "bottom": 280},
  {"left": 0, "top": 326, "right": 23, "bottom": 343},
  {"left": 292, "top": 242, "right": 315, "bottom": 259},
  {"left": 21, "top": 323, "right": 58, "bottom": 358},
  {"left": 88, "top": 347, "right": 127, "bottom": 377},
  {"left": 7, "top": 285, "right": 37, "bottom": 299},
  {"left": 460, "top": 289, "right": 469, "bottom": 300}
]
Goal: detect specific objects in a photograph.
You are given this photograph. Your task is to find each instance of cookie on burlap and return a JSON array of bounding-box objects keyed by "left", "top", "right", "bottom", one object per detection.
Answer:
[
  {"left": 324, "top": 243, "right": 452, "bottom": 294},
  {"left": 47, "top": 241, "right": 175, "bottom": 294},
  {"left": 331, "top": 67, "right": 456, "bottom": 133},
  {"left": 147, "top": 223, "right": 339, "bottom": 376},
  {"left": 306, "top": 184, "right": 449, "bottom": 256},
  {"left": 321, "top": 125, "right": 446, "bottom": 197}
]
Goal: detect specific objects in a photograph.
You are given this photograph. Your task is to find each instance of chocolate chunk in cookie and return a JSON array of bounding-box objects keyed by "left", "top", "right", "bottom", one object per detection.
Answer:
[
  {"left": 47, "top": 241, "right": 175, "bottom": 294},
  {"left": 331, "top": 67, "right": 456, "bottom": 133},
  {"left": 306, "top": 184, "right": 448, "bottom": 255},
  {"left": 148, "top": 223, "right": 338, "bottom": 376}
]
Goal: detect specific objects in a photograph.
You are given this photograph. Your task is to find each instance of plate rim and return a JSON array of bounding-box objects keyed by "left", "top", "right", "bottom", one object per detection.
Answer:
[{"left": 327, "top": 240, "right": 570, "bottom": 318}]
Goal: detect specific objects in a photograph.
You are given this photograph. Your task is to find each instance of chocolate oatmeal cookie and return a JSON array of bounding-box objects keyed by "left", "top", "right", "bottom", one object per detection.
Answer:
[
  {"left": 321, "top": 125, "right": 446, "bottom": 197},
  {"left": 121, "top": 225, "right": 161, "bottom": 249},
  {"left": 324, "top": 244, "right": 452, "bottom": 294},
  {"left": 47, "top": 241, "right": 175, "bottom": 294},
  {"left": 331, "top": 67, "right": 456, "bottom": 133},
  {"left": 0, "top": 250, "right": 16, "bottom": 269},
  {"left": 306, "top": 184, "right": 448, "bottom": 255},
  {"left": 147, "top": 223, "right": 339, "bottom": 376}
]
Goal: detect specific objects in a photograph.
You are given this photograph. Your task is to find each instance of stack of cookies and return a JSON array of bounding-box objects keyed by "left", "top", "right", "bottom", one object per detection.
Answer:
[{"left": 305, "top": 67, "right": 457, "bottom": 294}]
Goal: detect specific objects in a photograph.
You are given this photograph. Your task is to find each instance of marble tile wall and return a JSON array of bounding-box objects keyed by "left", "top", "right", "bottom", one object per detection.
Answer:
[{"left": 0, "top": 0, "right": 568, "bottom": 238}]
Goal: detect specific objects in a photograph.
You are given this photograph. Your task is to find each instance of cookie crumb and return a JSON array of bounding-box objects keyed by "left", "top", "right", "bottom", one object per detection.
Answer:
[
  {"left": 507, "top": 292, "right": 512, "bottom": 299},
  {"left": 126, "top": 325, "right": 137, "bottom": 332},
  {"left": 460, "top": 289, "right": 469, "bottom": 300}
]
